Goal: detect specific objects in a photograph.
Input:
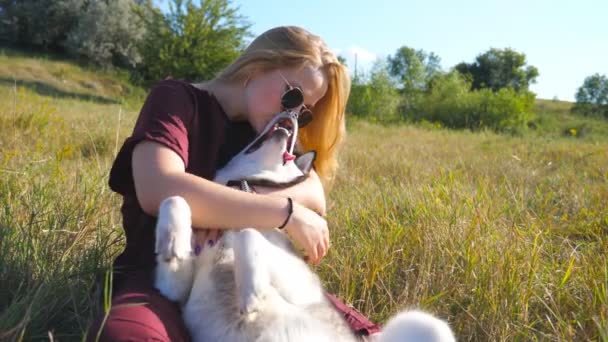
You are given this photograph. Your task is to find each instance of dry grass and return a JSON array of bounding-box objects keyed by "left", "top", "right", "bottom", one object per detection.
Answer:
[
  {"left": 321, "top": 122, "right": 607, "bottom": 341},
  {"left": 1, "top": 50, "right": 607, "bottom": 341}
]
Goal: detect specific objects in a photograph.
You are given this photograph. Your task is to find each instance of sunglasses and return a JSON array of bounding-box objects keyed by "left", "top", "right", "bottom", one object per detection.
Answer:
[{"left": 279, "top": 73, "right": 313, "bottom": 128}]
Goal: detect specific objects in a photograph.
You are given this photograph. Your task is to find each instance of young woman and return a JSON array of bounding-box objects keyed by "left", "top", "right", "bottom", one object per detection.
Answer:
[{"left": 88, "top": 26, "right": 379, "bottom": 341}]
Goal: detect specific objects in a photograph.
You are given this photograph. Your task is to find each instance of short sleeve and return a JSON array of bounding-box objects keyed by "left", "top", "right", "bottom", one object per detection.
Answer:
[{"left": 109, "top": 80, "right": 196, "bottom": 195}]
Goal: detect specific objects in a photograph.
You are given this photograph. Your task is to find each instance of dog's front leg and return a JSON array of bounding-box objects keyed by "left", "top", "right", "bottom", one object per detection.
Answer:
[
  {"left": 233, "top": 228, "right": 273, "bottom": 317},
  {"left": 154, "top": 196, "right": 195, "bottom": 304}
]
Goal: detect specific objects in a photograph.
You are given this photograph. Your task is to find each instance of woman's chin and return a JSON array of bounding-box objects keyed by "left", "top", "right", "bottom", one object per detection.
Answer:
[{"left": 249, "top": 117, "right": 272, "bottom": 134}]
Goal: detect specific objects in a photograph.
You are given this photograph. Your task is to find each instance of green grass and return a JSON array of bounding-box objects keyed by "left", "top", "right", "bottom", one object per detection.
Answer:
[
  {"left": 323, "top": 122, "right": 607, "bottom": 340},
  {"left": 1, "top": 49, "right": 607, "bottom": 341},
  {"left": 0, "top": 49, "right": 140, "bottom": 340},
  {"left": 530, "top": 98, "right": 608, "bottom": 140}
]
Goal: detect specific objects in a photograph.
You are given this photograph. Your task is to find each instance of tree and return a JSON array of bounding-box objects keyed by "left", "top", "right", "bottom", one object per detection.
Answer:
[
  {"left": 387, "top": 46, "right": 441, "bottom": 93},
  {"left": 133, "top": 0, "right": 251, "bottom": 84},
  {"left": 454, "top": 48, "right": 539, "bottom": 93},
  {"left": 65, "top": 0, "right": 147, "bottom": 68},
  {"left": 572, "top": 73, "right": 608, "bottom": 118},
  {"left": 0, "top": 0, "right": 84, "bottom": 51}
]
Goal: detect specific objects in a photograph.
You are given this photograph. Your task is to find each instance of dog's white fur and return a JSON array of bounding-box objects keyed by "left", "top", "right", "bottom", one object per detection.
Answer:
[{"left": 154, "top": 112, "right": 456, "bottom": 342}]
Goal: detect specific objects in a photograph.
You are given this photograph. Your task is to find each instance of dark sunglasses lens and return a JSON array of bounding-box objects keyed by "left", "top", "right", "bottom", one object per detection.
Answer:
[
  {"left": 298, "top": 109, "right": 313, "bottom": 127},
  {"left": 281, "top": 87, "right": 304, "bottom": 109}
]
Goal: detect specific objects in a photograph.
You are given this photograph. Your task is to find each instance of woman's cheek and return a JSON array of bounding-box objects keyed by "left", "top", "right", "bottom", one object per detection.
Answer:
[{"left": 253, "top": 113, "right": 277, "bottom": 132}]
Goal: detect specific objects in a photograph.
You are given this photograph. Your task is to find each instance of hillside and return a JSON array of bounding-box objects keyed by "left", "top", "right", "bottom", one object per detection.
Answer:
[{"left": 0, "top": 48, "right": 144, "bottom": 104}]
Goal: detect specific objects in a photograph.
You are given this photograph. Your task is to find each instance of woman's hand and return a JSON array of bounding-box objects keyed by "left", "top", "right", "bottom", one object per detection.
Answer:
[
  {"left": 283, "top": 201, "right": 330, "bottom": 264},
  {"left": 253, "top": 169, "right": 329, "bottom": 263}
]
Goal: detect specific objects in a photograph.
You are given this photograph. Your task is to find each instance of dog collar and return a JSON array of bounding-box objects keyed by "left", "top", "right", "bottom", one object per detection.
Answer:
[{"left": 226, "top": 180, "right": 253, "bottom": 193}]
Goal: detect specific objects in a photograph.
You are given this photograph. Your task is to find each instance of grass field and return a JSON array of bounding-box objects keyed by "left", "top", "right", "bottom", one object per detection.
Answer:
[{"left": 1, "top": 49, "right": 607, "bottom": 341}]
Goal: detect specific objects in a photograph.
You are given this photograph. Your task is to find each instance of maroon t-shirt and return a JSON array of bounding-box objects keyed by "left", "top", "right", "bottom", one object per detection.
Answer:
[{"left": 108, "top": 79, "right": 255, "bottom": 291}]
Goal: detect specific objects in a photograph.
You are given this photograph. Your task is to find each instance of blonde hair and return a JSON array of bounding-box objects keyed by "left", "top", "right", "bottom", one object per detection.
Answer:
[{"left": 215, "top": 26, "right": 351, "bottom": 187}]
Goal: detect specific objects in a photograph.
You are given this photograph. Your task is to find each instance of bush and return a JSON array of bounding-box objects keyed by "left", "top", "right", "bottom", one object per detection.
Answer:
[
  {"left": 405, "top": 72, "right": 535, "bottom": 133},
  {"left": 562, "top": 124, "right": 591, "bottom": 138},
  {"left": 475, "top": 88, "right": 535, "bottom": 133},
  {"left": 64, "top": 0, "right": 147, "bottom": 69},
  {"left": 347, "top": 61, "right": 401, "bottom": 122},
  {"left": 404, "top": 72, "right": 470, "bottom": 124}
]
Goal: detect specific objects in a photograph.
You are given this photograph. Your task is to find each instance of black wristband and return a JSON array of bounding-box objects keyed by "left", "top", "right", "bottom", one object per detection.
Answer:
[{"left": 277, "top": 197, "right": 293, "bottom": 230}]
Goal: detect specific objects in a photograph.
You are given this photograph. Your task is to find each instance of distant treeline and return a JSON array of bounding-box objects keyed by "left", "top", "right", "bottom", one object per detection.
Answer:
[
  {"left": 347, "top": 48, "right": 540, "bottom": 133},
  {"left": 346, "top": 47, "right": 607, "bottom": 132},
  {"left": 1, "top": 0, "right": 606, "bottom": 130}
]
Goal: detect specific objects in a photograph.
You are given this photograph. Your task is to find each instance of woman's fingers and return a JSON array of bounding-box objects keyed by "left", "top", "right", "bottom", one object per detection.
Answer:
[
  {"left": 192, "top": 229, "right": 223, "bottom": 255},
  {"left": 323, "top": 226, "right": 330, "bottom": 254},
  {"left": 308, "top": 242, "right": 319, "bottom": 265},
  {"left": 316, "top": 242, "right": 325, "bottom": 264},
  {"left": 206, "top": 229, "right": 221, "bottom": 247},
  {"left": 315, "top": 221, "right": 329, "bottom": 263},
  {"left": 193, "top": 229, "right": 208, "bottom": 255},
  {"left": 317, "top": 231, "right": 329, "bottom": 263}
]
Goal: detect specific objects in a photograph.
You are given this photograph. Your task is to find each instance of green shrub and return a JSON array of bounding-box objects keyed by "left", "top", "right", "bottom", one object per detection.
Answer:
[
  {"left": 473, "top": 88, "right": 535, "bottom": 133},
  {"left": 562, "top": 124, "right": 592, "bottom": 138},
  {"left": 65, "top": 0, "right": 146, "bottom": 68},
  {"left": 405, "top": 72, "right": 535, "bottom": 133},
  {"left": 346, "top": 61, "right": 401, "bottom": 122},
  {"left": 405, "top": 72, "right": 470, "bottom": 125}
]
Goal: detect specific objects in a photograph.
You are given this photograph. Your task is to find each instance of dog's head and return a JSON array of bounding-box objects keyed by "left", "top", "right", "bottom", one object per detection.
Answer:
[{"left": 214, "top": 111, "right": 316, "bottom": 186}]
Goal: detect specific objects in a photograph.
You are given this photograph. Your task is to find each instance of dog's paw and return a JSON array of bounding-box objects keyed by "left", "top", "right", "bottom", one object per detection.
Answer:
[{"left": 155, "top": 196, "right": 192, "bottom": 261}]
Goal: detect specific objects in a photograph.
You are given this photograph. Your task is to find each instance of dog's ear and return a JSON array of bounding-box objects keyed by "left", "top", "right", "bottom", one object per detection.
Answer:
[{"left": 295, "top": 151, "right": 316, "bottom": 175}]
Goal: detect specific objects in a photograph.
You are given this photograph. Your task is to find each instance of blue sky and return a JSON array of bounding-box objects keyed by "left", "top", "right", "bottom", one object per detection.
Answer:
[{"left": 161, "top": 0, "right": 607, "bottom": 101}]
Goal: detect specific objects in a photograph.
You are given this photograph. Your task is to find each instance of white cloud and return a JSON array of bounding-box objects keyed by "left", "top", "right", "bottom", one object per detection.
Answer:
[
  {"left": 333, "top": 45, "right": 378, "bottom": 75},
  {"left": 344, "top": 46, "right": 377, "bottom": 62}
]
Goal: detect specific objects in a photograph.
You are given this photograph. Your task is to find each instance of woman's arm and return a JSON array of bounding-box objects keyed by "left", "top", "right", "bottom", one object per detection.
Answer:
[{"left": 133, "top": 140, "right": 289, "bottom": 229}]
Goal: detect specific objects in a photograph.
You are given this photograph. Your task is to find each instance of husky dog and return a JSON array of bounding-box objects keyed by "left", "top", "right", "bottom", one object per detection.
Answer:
[{"left": 154, "top": 112, "right": 455, "bottom": 342}]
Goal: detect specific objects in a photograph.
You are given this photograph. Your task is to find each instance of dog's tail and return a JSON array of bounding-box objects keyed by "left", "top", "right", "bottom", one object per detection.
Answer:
[{"left": 376, "top": 310, "right": 455, "bottom": 342}]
